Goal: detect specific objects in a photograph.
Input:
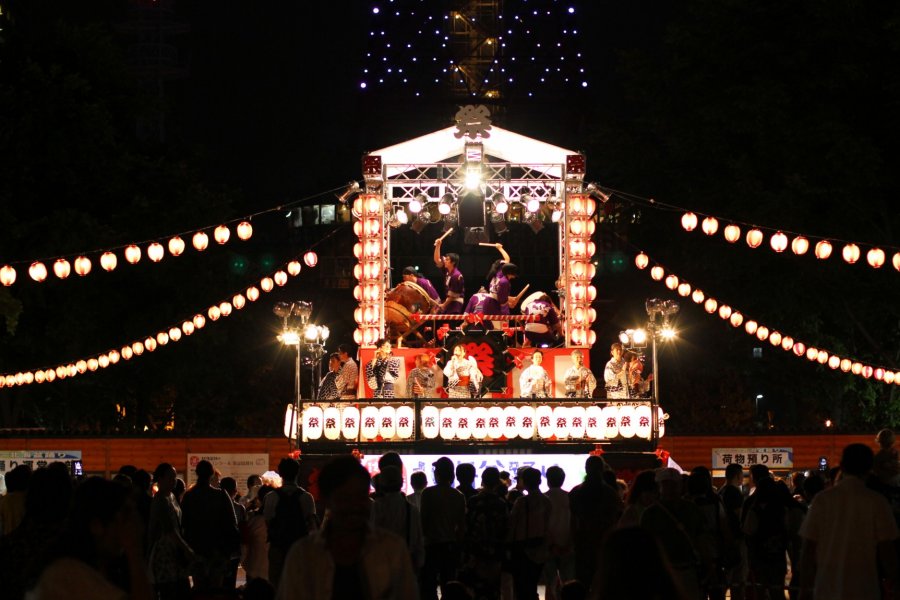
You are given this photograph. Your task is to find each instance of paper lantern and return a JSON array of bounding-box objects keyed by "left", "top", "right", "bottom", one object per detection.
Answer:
[
  {"left": 66, "top": 364, "right": 77, "bottom": 377},
  {"left": 353, "top": 220, "right": 363, "bottom": 237},
  {"left": 875, "top": 368, "right": 885, "bottom": 381},
  {"left": 770, "top": 231, "right": 788, "bottom": 253},
  {"left": 586, "top": 406, "right": 603, "bottom": 440},
  {"left": 124, "top": 245, "right": 141, "bottom": 264},
  {"left": 455, "top": 406, "right": 473, "bottom": 440},
  {"left": 552, "top": 406, "right": 570, "bottom": 439},
  {"left": 100, "top": 252, "right": 118, "bottom": 271},
  {"left": 601, "top": 406, "right": 620, "bottom": 439},
  {"left": 34, "top": 370, "right": 46, "bottom": 384},
  {"left": 420, "top": 405, "right": 440, "bottom": 439},
  {"left": 246, "top": 287, "right": 260, "bottom": 302},
  {"left": 781, "top": 336, "right": 794, "bottom": 352},
  {"left": 502, "top": 406, "right": 519, "bottom": 440},
  {"left": 303, "top": 406, "right": 324, "bottom": 440},
  {"left": 828, "top": 356, "right": 840, "bottom": 370},
  {"left": 744, "top": 320, "right": 758, "bottom": 336},
  {"left": 287, "top": 260, "right": 302, "bottom": 277},
  {"left": 718, "top": 305, "right": 732, "bottom": 319},
  {"left": 769, "top": 331, "right": 782, "bottom": 347},
  {"left": 517, "top": 405, "right": 536, "bottom": 440},
  {"left": 569, "top": 218, "right": 585, "bottom": 236},
  {"left": 692, "top": 289, "right": 705, "bottom": 304},
  {"left": 894, "top": 252, "right": 900, "bottom": 272},
  {"left": 396, "top": 405, "right": 415, "bottom": 439},
  {"left": 756, "top": 326, "right": 769, "bottom": 341},
  {"left": 109, "top": 350, "right": 121, "bottom": 363},
  {"left": 867, "top": 248, "right": 885, "bottom": 268},
  {"left": 618, "top": 405, "right": 636, "bottom": 438},
  {"left": 0, "top": 265, "right": 16, "bottom": 286},
  {"left": 156, "top": 331, "right": 169, "bottom": 346},
  {"left": 192, "top": 232, "right": 209, "bottom": 251},
  {"left": 304, "top": 251, "right": 318, "bottom": 267},
  {"left": 704, "top": 298, "right": 718, "bottom": 314},
  {"left": 365, "top": 195, "right": 382, "bottom": 215},
  {"left": 75, "top": 360, "right": 87, "bottom": 374},
  {"left": 729, "top": 312, "right": 744, "bottom": 327},
  {"left": 471, "top": 406, "right": 489, "bottom": 440},
  {"left": 260, "top": 277, "right": 274, "bottom": 292},
  {"left": 746, "top": 228, "right": 764, "bottom": 249},
  {"left": 681, "top": 212, "right": 698, "bottom": 231},
  {"left": 237, "top": 221, "right": 253, "bottom": 240},
  {"left": 815, "top": 240, "right": 832, "bottom": 260},
  {"left": 98, "top": 355, "right": 110, "bottom": 369},
  {"left": 87, "top": 358, "right": 99, "bottom": 372},
  {"left": 169, "top": 327, "right": 182, "bottom": 342},
  {"left": 792, "top": 342, "right": 806, "bottom": 357},
  {"left": 73, "top": 256, "right": 91, "bottom": 276},
  {"left": 700, "top": 216, "right": 718, "bottom": 236},
  {"left": 219, "top": 301, "right": 233, "bottom": 317},
  {"left": 122, "top": 345, "right": 135, "bottom": 360},
  {"left": 791, "top": 236, "right": 809, "bottom": 255},
  {"left": 842, "top": 243, "right": 860, "bottom": 264},
  {"left": 805, "top": 347, "right": 818, "bottom": 361},
  {"left": 208, "top": 305, "right": 221, "bottom": 321},
  {"left": 145, "top": 337, "right": 158, "bottom": 352},
  {"left": 486, "top": 406, "right": 504, "bottom": 440},
  {"left": 361, "top": 405, "right": 381, "bottom": 440},
  {"left": 635, "top": 405, "right": 653, "bottom": 440},
  {"left": 214, "top": 225, "right": 230, "bottom": 244},
  {"left": 885, "top": 371, "right": 896, "bottom": 385},
  {"left": 536, "top": 405, "right": 554, "bottom": 439},
  {"left": 658, "top": 407, "right": 667, "bottom": 438},
  {"left": 274, "top": 271, "right": 288, "bottom": 286},
  {"left": 318, "top": 406, "right": 340, "bottom": 440},
  {"left": 147, "top": 243, "right": 164, "bottom": 263},
  {"left": 29, "top": 261, "right": 47, "bottom": 282},
  {"left": 168, "top": 236, "right": 185, "bottom": 256},
  {"left": 193, "top": 314, "right": 206, "bottom": 329},
  {"left": 233, "top": 294, "right": 246, "bottom": 310},
  {"left": 677, "top": 282, "right": 691, "bottom": 297},
  {"left": 816, "top": 350, "right": 829, "bottom": 364},
  {"left": 568, "top": 406, "right": 587, "bottom": 440},
  {"left": 353, "top": 328, "right": 363, "bottom": 344},
  {"left": 650, "top": 266, "right": 664, "bottom": 281},
  {"left": 635, "top": 252, "right": 649, "bottom": 269},
  {"left": 379, "top": 405, "right": 397, "bottom": 439},
  {"left": 342, "top": 406, "right": 361, "bottom": 440},
  {"left": 723, "top": 224, "right": 741, "bottom": 243},
  {"left": 665, "top": 274, "right": 679, "bottom": 290},
  {"left": 364, "top": 218, "right": 381, "bottom": 236},
  {"left": 53, "top": 259, "right": 71, "bottom": 279},
  {"left": 839, "top": 358, "right": 851, "bottom": 372},
  {"left": 862, "top": 365, "right": 873, "bottom": 379},
  {"left": 439, "top": 407, "right": 457, "bottom": 440},
  {"left": 569, "top": 240, "right": 587, "bottom": 258}
]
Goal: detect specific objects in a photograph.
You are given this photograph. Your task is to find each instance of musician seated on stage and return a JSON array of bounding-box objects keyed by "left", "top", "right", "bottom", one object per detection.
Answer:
[
  {"left": 433, "top": 238, "right": 465, "bottom": 314},
  {"left": 461, "top": 287, "right": 492, "bottom": 333},
  {"left": 401, "top": 266, "right": 440, "bottom": 304},
  {"left": 483, "top": 262, "right": 518, "bottom": 317},
  {"left": 520, "top": 292, "right": 562, "bottom": 348}
]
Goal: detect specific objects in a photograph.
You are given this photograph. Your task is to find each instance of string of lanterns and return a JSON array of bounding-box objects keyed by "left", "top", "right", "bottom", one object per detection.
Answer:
[
  {"left": 0, "top": 184, "right": 349, "bottom": 287},
  {"left": 0, "top": 250, "right": 322, "bottom": 389},
  {"left": 633, "top": 251, "right": 900, "bottom": 385},
  {"left": 677, "top": 211, "right": 899, "bottom": 271}
]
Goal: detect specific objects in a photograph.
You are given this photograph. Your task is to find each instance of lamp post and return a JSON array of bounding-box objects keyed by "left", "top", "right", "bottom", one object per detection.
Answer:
[{"left": 275, "top": 301, "right": 329, "bottom": 451}]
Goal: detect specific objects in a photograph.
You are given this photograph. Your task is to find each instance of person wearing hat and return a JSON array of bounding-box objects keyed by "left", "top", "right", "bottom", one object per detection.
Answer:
[
  {"left": 520, "top": 291, "right": 562, "bottom": 348},
  {"left": 419, "top": 457, "right": 466, "bottom": 600},
  {"left": 562, "top": 349, "right": 597, "bottom": 398}
]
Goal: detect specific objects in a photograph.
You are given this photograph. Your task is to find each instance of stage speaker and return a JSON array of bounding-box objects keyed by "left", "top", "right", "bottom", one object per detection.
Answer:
[{"left": 457, "top": 191, "right": 486, "bottom": 228}]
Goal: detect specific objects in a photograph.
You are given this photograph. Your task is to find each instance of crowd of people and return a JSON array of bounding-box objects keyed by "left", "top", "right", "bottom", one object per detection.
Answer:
[{"left": 2, "top": 432, "right": 899, "bottom": 599}]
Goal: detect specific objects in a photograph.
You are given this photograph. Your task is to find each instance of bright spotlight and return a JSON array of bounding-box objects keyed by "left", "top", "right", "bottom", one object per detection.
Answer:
[
  {"left": 279, "top": 330, "right": 300, "bottom": 346},
  {"left": 633, "top": 329, "right": 648, "bottom": 345},
  {"left": 493, "top": 193, "right": 509, "bottom": 214},
  {"left": 409, "top": 193, "right": 426, "bottom": 214},
  {"left": 395, "top": 207, "right": 408, "bottom": 224},
  {"left": 524, "top": 195, "right": 541, "bottom": 213},
  {"left": 660, "top": 327, "right": 677, "bottom": 340},
  {"left": 618, "top": 331, "right": 631, "bottom": 345},
  {"left": 465, "top": 168, "right": 482, "bottom": 190},
  {"left": 438, "top": 193, "right": 454, "bottom": 215}
]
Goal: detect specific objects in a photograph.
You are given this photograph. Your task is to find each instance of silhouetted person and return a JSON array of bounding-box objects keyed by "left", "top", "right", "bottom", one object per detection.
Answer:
[
  {"left": 569, "top": 456, "right": 622, "bottom": 586},
  {"left": 371, "top": 465, "right": 425, "bottom": 569},
  {"left": 0, "top": 464, "right": 31, "bottom": 537},
  {"left": 276, "top": 455, "right": 417, "bottom": 600},
  {"left": 264, "top": 458, "right": 316, "bottom": 588},
  {"left": 420, "top": 457, "right": 466, "bottom": 600},
  {"left": 456, "top": 463, "right": 477, "bottom": 501},
  {"left": 408, "top": 471, "right": 428, "bottom": 511},
  {"left": 508, "top": 467, "right": 551, "bottom": 600},
  {"left": 590, "top": 526, "right": 688, "bottom": 600},
  {"left": 544, "top": 466, "right": 574, "bottom": 600},
  {"left": 464, "top": 467, "right": 508, "bottom": 600},
  {"left": 147, "top": 463, "right": 194, "bottom": 600},
  {"left": 220, "top": 476, "right": 246, "bottom": 590},
  {"left": 180, "top": 460, "right": 238, "bottom": 591}
]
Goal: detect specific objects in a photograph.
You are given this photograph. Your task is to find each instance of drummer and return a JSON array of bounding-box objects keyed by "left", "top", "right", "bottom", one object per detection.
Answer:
[
  {"left": 401, "top": 266, "right": 440, "bottom": 304},
  {"left": 520, "top": 291, "right": 562, "bottom": 347},
  {"left": 433, "top": 238, "right": 465, "bottom": 314}
]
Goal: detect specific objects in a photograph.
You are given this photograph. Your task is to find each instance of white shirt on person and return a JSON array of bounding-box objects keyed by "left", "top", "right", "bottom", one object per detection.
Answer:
[{"left": 799, "top": 475, "right": 898, "bottom": 600}]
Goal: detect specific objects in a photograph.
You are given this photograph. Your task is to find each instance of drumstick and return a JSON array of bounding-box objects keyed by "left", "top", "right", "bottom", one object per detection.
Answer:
[
  {"left": 478, "top": 242, "right": 496, "bottom": 247},
  {"left": 436, "top": 228, "right": 454, "bottom": 243},
  {"left": 513, "top": 283, "right": 531, "bottom": 303}
]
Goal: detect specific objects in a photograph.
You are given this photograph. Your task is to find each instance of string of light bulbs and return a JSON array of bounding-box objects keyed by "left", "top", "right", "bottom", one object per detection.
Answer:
[
  {"left": 599, "top": 185, "right": 900, "bottom": 272},
  {"left": 0, "top": 230, "right": 341, "bottom": 389},
  {"left": 633, "top": 250, "right": 900, "bottom": 386},
  {"left": 0, "top": 185, "right": 348, "bottom": 287}
]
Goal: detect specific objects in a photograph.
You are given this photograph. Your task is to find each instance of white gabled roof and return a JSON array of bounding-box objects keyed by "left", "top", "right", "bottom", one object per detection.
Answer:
[{"left": 369, "top": 125, "right": 578, "bottom": 167}]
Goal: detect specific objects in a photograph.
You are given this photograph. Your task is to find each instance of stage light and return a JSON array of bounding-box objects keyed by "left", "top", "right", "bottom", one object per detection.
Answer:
[
  {"left": 465, "top": 167, "right": 482, "bottom": 190},
  {"left": 492, "top": 192, "right": 508, "bottom": 214},
  {"left": 550, "top": 204, "right": 563, "bottom": 223},
  {"left": 409, "top": 193, "right": 426, "bottom": 214},
  {"left": 524, "top": 212, "right": 543, "bottom": 234},
  {"left": 585, "top": 182, "right": 610, "bottom": 203},
  {"left": 490, "top": 210, "right": 507, "bottom": 235},
  {"left": 523, "top": 195, "right": 541, "bottom": 213},
  {"left": 336, "top": 181, "right": 361, "bottom": 204},
  {"left": 411, "top": 209, "right": 430, "bottom": 234},
  {"left": 438, "top": 193, "right": 454, "bottom": 215},
  {"left": 395, "top": 208, "right": 408, "bottom": 224}
]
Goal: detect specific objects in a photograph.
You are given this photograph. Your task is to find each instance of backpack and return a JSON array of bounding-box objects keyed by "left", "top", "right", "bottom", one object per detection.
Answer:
[{"left": 267, "top": 487, "right": 309, "bottom": 550}]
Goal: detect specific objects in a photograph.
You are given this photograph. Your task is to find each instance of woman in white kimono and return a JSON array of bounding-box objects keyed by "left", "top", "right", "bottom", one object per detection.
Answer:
[
  {"left": 562, "top": 349, "right": 597, "bottom": 398},
  {"left": 443, "top": 343, "right": 483, "bottom": 398},
  {"left": 520, "top": 349, "right": 553, "bottom": 398}
]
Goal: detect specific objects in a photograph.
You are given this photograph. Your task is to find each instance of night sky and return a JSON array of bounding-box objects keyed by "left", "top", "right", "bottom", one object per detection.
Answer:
[{"left": 0, "top": 0, "right": 898, "bottom": 434}]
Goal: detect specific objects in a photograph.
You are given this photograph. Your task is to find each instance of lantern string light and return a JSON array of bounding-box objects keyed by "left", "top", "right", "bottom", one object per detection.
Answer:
[
  {"left": 0, "top": 184, "right": 349, "bottom": 285},
  {"left": 598, "top": 185, "right": 899, "bottom": 270},
  {"left": 0, "top": 227, "right": 344, "bottom": 389},
  {"left": 632, "top": 249, "right": 900, "bottom": 385}
]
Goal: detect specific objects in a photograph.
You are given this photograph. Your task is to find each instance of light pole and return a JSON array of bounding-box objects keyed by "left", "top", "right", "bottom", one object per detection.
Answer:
[{"left": 275, "top": 301, "right": 329, "bottom": 450}]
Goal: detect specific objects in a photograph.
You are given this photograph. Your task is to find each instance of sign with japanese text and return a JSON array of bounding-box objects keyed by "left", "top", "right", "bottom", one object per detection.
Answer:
[
  {"left": 0, "top": 450, "right": 82, "bottom": 492},
  {"left": 186, "top": 453, "right": 270, "bottom": 496},
  {"left": 712, "top": 448, "right": 793, "bottom": 470}
]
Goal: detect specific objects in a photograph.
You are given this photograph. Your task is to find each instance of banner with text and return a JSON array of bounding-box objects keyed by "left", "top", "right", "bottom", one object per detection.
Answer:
[
  {"left": 712, "top": 447, "right": 793, "bottom": 471},
  {"left": 186, "top": 453, "right": 270, "bottom": 496},
  {"left": 0, "top": 450, "right": 83, "bottom": 492}
]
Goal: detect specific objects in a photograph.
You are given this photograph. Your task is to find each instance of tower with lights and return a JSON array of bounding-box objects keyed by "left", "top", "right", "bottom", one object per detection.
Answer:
[{"left": 447, "top": 1, "right": 505, "bottom": 107}]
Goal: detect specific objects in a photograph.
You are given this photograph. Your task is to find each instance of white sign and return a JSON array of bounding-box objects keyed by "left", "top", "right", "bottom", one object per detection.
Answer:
[
  {"left": 712, "top": 448, "right": 793, "bottom": 471},
  {"left": 358, "top": 453, "right": 592, "bottom": 493},
  {"left": 186, "top": 453, "right": 270, "bottom": 496},
  {"left": 0, "top": 450, "right": 82, "bottom": 493}
]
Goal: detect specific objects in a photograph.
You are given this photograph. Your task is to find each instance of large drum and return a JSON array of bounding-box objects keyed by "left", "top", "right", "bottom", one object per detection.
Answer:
[{"left": 384, "top": 281, "right": 435, "bottom": 342}]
